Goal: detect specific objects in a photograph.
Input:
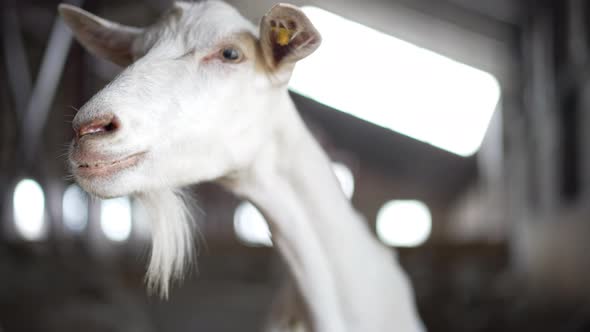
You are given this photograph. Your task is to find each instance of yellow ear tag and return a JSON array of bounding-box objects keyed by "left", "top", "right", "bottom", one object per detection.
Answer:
[{"left": 276, "top": 27, "right": 293, "bottom": 46}]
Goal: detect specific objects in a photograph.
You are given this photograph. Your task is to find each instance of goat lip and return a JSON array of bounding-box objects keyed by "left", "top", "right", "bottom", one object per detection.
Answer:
[{"left": 74, "top": 152, "right": 146, "bottom": 178}]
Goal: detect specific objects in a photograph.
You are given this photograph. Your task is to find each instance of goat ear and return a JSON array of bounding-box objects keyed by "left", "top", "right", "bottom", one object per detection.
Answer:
[
  {"left": 58, "top": 4, "right": 141, "bottom": 67},
  {"left": 259, "top": 4, "right": 321, "bottom": 71}
]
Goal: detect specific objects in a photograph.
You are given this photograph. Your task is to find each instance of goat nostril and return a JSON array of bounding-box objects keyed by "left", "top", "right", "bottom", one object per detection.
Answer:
[
  {"left": 76, "top": 115, "right": 119, "bottom": 139},
  {"left": 104, "top": 121, "right": 117, "bottom": 132}
]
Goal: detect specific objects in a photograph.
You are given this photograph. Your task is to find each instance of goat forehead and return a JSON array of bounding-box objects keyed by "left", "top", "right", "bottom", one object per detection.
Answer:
[{"left": 145, "top": 1, "right": 257, "bottom": 52}]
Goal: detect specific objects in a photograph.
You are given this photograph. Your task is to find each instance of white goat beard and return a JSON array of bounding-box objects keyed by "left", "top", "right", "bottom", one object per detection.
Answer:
[{"left": 136, "top": 189, "right": 196, "bottom": 298}]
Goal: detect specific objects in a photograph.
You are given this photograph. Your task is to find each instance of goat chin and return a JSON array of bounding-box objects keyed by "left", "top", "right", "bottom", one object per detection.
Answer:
[{"left": 136, "top": 189, "right": 198, "bottom": 298}]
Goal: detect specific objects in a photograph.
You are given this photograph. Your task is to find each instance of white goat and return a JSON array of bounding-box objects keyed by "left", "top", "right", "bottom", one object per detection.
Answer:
[{"left": 60, "top": 1, "right": 425, "bottom": 331}]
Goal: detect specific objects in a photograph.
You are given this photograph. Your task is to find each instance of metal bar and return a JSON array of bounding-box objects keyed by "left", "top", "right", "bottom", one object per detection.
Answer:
[
  {"left": 21, "top": 0, "right": 83, "bottom": 165},
  {"left": 567, "top": 0, "right": 588, "bottom": 67},
  {"left": 2, "top": 0, "right": 32, "bottom": 120}
]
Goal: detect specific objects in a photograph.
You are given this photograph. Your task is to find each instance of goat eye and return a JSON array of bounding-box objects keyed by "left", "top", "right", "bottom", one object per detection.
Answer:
[{"left": 221, "top": 48, "right": 241, "bottom": 61}]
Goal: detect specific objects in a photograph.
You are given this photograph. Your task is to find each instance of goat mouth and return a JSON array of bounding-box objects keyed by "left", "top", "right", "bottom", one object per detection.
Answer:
[{"left": 75, "top": 152, "right": 146, "bottom": 178}]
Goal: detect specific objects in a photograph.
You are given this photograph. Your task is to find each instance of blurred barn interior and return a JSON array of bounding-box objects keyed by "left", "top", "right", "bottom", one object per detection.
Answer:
[{"left": 2, "top": 0, "right": 590, "bottom": 331}]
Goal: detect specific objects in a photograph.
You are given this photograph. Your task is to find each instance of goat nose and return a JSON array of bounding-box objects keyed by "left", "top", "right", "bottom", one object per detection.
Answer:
[{"left": 74, "top": 114, "right": 120, "bottom": 139}]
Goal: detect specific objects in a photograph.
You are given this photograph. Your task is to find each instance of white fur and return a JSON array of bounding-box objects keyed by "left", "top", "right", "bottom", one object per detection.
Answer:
[
  {"left": 63, "top": 1, "right": 425, "bottom": 331},
  {"left": 136, "top": 189, "right": 195, "bottom": 298}
]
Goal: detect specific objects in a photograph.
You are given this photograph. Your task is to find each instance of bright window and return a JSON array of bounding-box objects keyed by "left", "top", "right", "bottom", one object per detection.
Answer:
[
  {"left": 62, "top": 184, "right": 89, "bottom": 232},
  {"left": 100, "top": 197, "right": 132, "bottom": 242},
  {"left": 234, "top": 201, "right": 272, "bottom": 247},
  {"left": 376, "top": 200, "right": 432, "bottom": 247},
  {"left": 290, "top": 7, "right": 501, "bottom": 156},
  {"left": 332, "top": 162, "right": 355, "bottom": 199},
  {"left": 13, "top": 178, "right": 45, "bottom": 240}
]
